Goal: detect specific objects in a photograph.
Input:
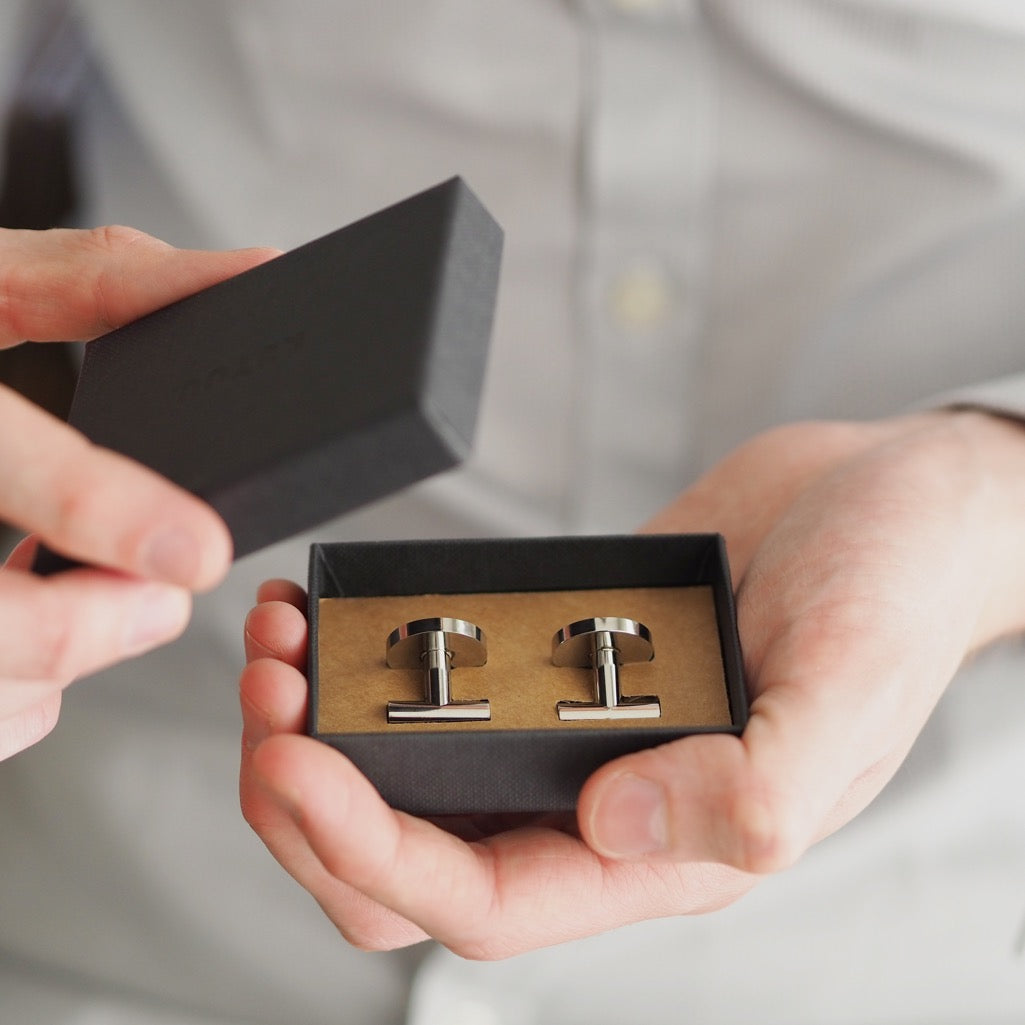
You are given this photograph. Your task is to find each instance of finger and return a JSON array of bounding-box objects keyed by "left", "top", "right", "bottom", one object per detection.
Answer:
[
  {"left": 0, "top": 691, "right": 62, "bottom": 761},
  {"left": 243, "top": 776, "right": 432, "bottom": 953},
  {"left": 250, "top": 735, "right": 533, "bottom": 955},
  {"left": 238, "top": 657, "right": 428, "bottom": 949},
  {"left": 250, "top": 735, "right": 754, "bottom": 958},
  {"left": 0, "top": 567, "right": 191, "bottom": 687},
  {"left": 579, "top": 605, "right": 891, "bottom": 872},
  {"left": 0, "top": 385, "right": 231, "bottom": 589},
  {"left": 243, "top": 600, "right": 307, "bottom": 667},
  {"left": 583, "top": 430, "right": 983, "bottom": 872},
  {"left": 255, "top": 578, "right": 307, "bottom": 610},
  {"left": 239, "top": 657, "right": 308, "bottom": 751},
  {"left": 0, "top": 224, "right": 279, "bottom": 347},
  {"left": 578, "top": 641, "right": 920, "bottom": 874}
]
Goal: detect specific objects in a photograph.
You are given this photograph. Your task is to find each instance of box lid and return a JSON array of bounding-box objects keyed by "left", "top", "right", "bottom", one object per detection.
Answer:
[{"left": 34, "top": 177, "right": 502, "bottom": 572}]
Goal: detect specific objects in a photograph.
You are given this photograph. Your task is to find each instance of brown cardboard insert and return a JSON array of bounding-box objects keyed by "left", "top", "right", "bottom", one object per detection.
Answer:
[{"left": 317, "top": 586, "right": 731, "bottom": 734}]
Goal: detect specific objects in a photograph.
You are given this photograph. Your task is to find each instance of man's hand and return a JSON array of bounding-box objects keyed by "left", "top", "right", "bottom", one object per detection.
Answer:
[
  {"left": 0, "top": 225, "right": 278, "bottom": 759},
  {"left": 239, "top": 410, "right": 1025, "bottom": 958}
]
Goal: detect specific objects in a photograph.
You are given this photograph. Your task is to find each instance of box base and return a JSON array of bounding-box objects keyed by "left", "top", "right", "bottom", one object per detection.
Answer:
[{"left": 308, "top": 535, "right": 747, "bottom": 814}]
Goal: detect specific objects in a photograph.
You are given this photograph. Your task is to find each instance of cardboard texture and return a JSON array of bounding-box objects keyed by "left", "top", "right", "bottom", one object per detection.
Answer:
[
  {"left": 308, "top": 535, "right": 747, "bottom": 814},
  {"left": 34, "top": 176, "right": 501, "bottom": 572},
  {"left": 317, "top": 588, "right": 731, "bottom": 733}
]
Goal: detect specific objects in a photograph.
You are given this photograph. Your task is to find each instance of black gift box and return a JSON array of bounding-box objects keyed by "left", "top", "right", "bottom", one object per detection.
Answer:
[
  {"left": 34, "top": 176, "right": 747, "bottom": 815},
  {"left": 309, "top": 535, "right": 747, "bottom": 814},
  {"left": 34, "top": 177, "right": 501, "bottom": 570}
]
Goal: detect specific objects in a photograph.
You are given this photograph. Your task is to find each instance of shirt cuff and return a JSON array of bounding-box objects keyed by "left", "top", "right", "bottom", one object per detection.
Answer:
[{"left": 924, "top": 372, "right": 1025, "bottom": 423}]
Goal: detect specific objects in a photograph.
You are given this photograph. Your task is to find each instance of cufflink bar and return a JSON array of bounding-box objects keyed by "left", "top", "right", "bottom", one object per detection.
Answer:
[
  {"left": 552, "top": 617, "right": 660, "bottom": 720},
  {"left": 386, "top": 617, "right": 490, "bottom": 723}
]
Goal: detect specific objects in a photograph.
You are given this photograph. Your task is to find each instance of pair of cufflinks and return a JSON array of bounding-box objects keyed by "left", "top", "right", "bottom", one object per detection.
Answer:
[{"left": 385, "top": 616, "right": 662, "bottom": 724}]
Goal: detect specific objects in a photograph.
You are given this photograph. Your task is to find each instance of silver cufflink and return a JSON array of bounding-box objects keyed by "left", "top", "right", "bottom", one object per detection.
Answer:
[
  {"left": 552, "top": 617, "right": 661, "bottom": 720},
  {"left": 385, "top": 617, "right": 491, "bottom": 723}
]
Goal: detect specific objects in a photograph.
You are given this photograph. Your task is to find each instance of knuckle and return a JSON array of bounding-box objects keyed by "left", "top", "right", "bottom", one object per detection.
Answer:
[
  {"left": 86, "top": 225, "right": 162, "bottom": 333},
  {"left": 0, "top": 258, "right": 42, "bottom": 344},
  {"left": 86, "top": 223, "right": 156, "bottom": 254},
  {"left": 48, "top": 462, "right": 102, "bottom": 547},
  {"left": 445, "top": 938, "right": 510, "bottom": 962},
  {"left": 238, "top": 788, "right": 268, "bottom": 833},
  {"left": 721, "top": 789, "right": 799, "bottom": 875},
  {"left": 0, "top": 290, "right": 24, "bottom": 346},
  {"left": 330, "top": 902, "right": 426, "bottom": 954},
  {"left": 46, "top": 447, "right": 151, "bottom": 572},
  {"left": 338, "top": 921, "right": 404, "bottom": 953},
  {"left": 24, "top": 592, "right": 80, "bottom": 683}
]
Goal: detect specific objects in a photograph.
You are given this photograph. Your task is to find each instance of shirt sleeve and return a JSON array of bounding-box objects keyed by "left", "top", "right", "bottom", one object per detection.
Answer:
[{"left": 929, "top": 373, "right": 1025, "bottom": 423}]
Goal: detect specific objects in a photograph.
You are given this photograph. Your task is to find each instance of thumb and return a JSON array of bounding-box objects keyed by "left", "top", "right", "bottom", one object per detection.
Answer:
[
  {"left": 577, "top": 730, "right": 798, "bottom": 873},
  {"left": 577, "top": 649, "right": 916, "bottom": 873},
  {"left": 579, "top": 425, "right": 988, "bottom": 872}
]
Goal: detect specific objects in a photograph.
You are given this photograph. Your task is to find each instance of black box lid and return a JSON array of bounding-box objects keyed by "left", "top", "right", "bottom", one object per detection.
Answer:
[{"left": 35, "top": 177, "right": 502, "bottom": 571}]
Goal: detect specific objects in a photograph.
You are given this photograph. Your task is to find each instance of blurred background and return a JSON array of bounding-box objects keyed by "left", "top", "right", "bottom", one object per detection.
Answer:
[{"left": 1, "top": 2, "right": 1024, "bottom": 1023}]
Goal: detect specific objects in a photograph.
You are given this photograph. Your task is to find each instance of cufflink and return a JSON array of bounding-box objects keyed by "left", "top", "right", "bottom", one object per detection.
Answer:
[
  {"left": 552, "top": 617, "right": 661, "bottom": 720},
  {"left": 385, "top": 617, "right": 490, "bottom": 723}
]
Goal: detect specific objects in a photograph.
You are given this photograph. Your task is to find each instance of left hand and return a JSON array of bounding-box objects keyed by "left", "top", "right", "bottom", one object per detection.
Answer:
[
  {"left": 239, "top": 410, "right": 1025, "bottom": 958},
  {"left": 0, "top": 225, "right": 278, "bottom": 758}
]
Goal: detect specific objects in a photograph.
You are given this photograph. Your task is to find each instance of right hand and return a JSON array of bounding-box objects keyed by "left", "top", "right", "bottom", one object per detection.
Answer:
[
  {"left": 0, "top": 224, "right": 278, "bottom": 759},
  {"left": 237, "top": 410, "right": 1025, "bottom": 958}
]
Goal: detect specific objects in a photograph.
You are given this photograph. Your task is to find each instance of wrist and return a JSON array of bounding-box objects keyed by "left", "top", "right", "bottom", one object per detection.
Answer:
[{"left": 904, "top": 408, "right": 1025, "bottom": 647}]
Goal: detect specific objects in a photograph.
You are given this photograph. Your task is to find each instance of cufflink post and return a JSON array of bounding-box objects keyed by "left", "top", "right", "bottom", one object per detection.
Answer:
[
  {"left": 386, "top": 617, "right": 490, "bottom": 723},
  {"left": 552, "top": 616, "right": 660, "bottom": 720}
]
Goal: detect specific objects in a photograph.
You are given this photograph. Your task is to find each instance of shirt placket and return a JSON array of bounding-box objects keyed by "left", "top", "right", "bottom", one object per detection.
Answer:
[{"left": 569, "top": 0, "right": 714, "bottom": 533}]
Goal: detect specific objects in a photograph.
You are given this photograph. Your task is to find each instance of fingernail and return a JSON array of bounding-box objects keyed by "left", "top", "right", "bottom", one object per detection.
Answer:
[
  {"left": 123, "top": 585, "right": 190, "bottom": 653},
  {"left": 590, "top": 773, "right": 668, "bottom": 859},
  {"left": 143, "top": 525, "right": 201, "bottom": 586}
]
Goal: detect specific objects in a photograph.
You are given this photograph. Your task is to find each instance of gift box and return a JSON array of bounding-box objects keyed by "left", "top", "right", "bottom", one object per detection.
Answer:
[
  {"left": 34, "top": 176, "right": 747, "bottom": 815},
  {"left": 34, "top": 176, "right": 500, "bottom": 570},
  {"left": 309, "top": 534, "right": 746, "bottom": 814}
]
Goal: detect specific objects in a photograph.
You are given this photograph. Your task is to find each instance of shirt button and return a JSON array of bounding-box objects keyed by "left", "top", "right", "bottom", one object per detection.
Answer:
[{"left": 608, "top": 262, "right": 675, "bottom": 332}]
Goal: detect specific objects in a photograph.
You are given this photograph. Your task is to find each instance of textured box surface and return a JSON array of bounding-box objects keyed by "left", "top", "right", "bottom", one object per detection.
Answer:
[{"left": 35, "top": 177, "right": 501, "bottom": 571}]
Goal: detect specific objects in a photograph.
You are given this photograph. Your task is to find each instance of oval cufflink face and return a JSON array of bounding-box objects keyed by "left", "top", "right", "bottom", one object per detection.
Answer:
[
  {"left": 386, "top": 617, "right": 488, "bottom": 668},
  {"left": 551, "top": 616, "right": 654, "bottom": 667}
]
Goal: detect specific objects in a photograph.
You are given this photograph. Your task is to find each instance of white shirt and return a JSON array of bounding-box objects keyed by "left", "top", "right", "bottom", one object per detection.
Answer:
[{"left": 1, "top": 2, "right": 1024, "bottom": 1022}]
